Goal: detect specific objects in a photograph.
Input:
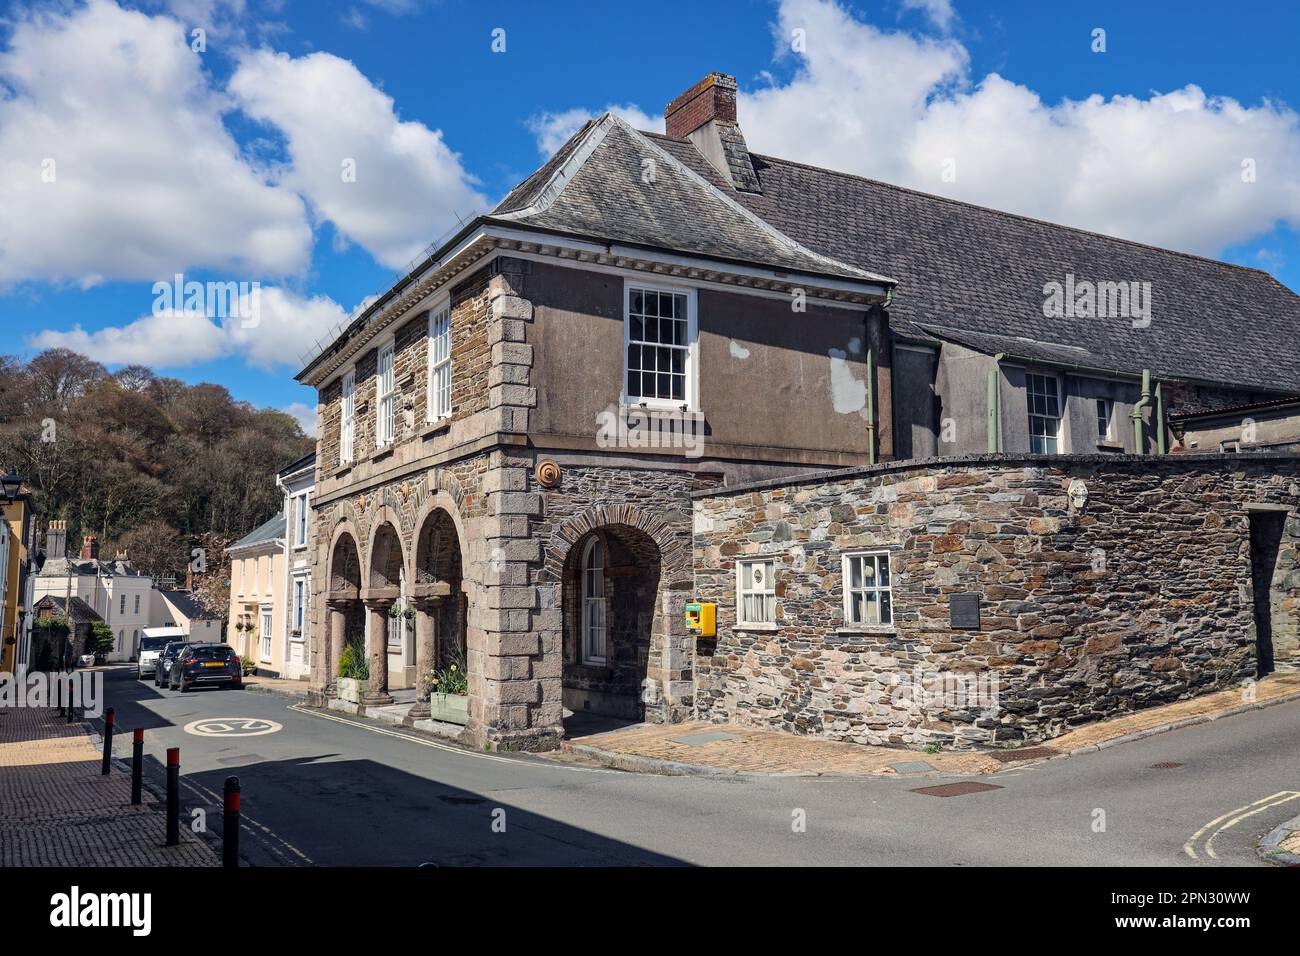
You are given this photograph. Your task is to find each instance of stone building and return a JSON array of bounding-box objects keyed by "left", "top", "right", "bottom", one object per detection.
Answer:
[{"left": 295, "top": 72, "right": 1300, "bottom": 751}]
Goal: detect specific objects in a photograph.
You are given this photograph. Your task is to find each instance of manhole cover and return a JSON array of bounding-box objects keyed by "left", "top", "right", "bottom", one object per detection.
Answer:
[
  {"left": 989, "top": 746, "right": 1058, "bottom": 763},
  {"left": 890, "top": 761, "right": 936, "bottom": 774},
  {"left": 1150, "top": 762, "right": 1184, "bottom": 769},
  {"left": 910, "top": 781, "right": 1004, "bottom": 798},
  {"left": 669, "top": 731, "right": 740, "bottom": 746}
]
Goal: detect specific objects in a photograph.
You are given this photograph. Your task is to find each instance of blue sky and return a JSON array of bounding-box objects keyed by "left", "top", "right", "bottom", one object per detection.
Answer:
[{"left": 3, "top": 0, "right": 1299, "bottom": 432}]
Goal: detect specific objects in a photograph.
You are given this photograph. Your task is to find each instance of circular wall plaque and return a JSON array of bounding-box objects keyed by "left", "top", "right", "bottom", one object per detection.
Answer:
[{"left": 536, "top": 459, "right": 562, "bottom": 488}]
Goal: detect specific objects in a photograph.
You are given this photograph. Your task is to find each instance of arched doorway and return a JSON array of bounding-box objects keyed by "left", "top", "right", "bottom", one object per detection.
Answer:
[
  {"left": 411, "top": 507, "right": 468, "bottom": 721},
  {"left": 561, "top": 524, "right": 661, "bottom": 722},
  {"left": 325, "top": 529, "right": 364, "bottom": 698}
]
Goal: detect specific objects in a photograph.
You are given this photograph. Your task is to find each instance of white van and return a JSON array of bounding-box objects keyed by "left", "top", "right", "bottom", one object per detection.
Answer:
[{"left": 136, "top": 626, "right": 187, "bottom": 679}]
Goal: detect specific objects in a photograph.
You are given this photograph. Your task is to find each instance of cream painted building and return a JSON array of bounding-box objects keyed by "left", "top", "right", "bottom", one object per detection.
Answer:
[{"left": 226, "top": 512, "right": 286, "bottom": 674}]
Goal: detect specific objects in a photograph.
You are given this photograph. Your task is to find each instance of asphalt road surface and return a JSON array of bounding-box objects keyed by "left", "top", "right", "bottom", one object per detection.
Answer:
[{"left": 93, "top": 666, "right": 1299, "bottom": 867}]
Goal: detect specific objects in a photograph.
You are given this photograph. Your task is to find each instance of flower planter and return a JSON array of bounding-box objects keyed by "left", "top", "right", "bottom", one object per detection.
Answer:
[
  {"left": 428, "top": 693, "right": 468, "bottom": 726},
  {"left": 337, "top": 677, "right": 368, "bottom": 705}
]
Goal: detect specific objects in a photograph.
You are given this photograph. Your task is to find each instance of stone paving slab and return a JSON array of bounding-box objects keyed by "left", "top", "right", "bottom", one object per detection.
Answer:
[
  {"left": 241, "top": 674, "right": 310, "bottom": 698},
  {"left": 562, "top": 673, "right": 1300, "bottom": 778},
  {"left": 0, "top": 706, "right": 217, "bottom": 867}
]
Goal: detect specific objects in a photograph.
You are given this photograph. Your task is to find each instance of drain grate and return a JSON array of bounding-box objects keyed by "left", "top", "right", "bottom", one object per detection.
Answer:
[
  {"left": 1149, "top": 762, "right": 1184, "bottom": 769},
  {"left": 437, "top": 795, "right": 487, "bottom": 805},
  {"left": 989, "top": 746, "right": 1058, "bottom": 764},
  {"left": 910, "top": 781, "right": 1004, "bottom": 798}
]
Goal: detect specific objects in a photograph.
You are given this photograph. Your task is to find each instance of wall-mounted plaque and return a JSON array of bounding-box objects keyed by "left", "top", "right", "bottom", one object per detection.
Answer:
[{"left": 949, "top": 593, "right": 981, "bottom": 630}]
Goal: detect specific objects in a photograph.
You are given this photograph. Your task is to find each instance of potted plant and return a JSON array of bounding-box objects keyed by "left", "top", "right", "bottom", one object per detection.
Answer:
[
  {"left": 427, "top": 652, "right": 469, "bottom": 725},
  {"left": 336, "top": 641, "right": 369, "bottom": 704}
]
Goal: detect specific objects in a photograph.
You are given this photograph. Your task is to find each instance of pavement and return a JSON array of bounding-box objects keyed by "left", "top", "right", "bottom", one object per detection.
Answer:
[
  {"left": 563, "top": 672, "right": 1300, "bottom": 778},
  {"left": 65, "top": 664, "right": 1300, "bottom": 866},
  {"left": 0, "top": 702, "right": 217, "bottom": 866}
]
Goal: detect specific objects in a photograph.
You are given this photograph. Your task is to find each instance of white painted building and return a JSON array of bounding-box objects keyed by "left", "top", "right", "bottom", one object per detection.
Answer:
[{"left": 33, "top": 524, "right": 155, "bottom": 662}]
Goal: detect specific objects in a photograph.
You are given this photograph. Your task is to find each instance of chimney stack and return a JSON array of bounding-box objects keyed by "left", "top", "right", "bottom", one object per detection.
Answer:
[
  {"left": 80, "top": 535, "right": 99, "bottom": 560},
  {"left": 45, "top": 520, "right": 67, "bottom": 559},
  {"left": 664, "top": 72, "right": 760, "bottom": 193}
]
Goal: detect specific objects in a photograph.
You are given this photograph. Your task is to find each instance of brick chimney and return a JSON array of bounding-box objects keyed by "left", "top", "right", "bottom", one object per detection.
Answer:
[
  {"left": 45, "top": 519, "right": 67, "bottom": 559},
  {"left": 80, "top": 535, "right": 99, "bottom": 560},
  {"left": 664, "top": 72, "right": 760, "bottom": 193}
]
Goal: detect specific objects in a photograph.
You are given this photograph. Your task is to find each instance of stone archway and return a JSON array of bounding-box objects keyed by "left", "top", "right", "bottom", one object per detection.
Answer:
[
  {"left": 545, "top": 504, "right": 693, "bottom": 728},
  {"left": 410, "top": 506, "right": 468, "bottom": 720},
  {"left": 321, "top": 525, "right": 364, "bottom": 699},
  {"left": 362, "top": 518, "right": 405, "bottom": 705}
]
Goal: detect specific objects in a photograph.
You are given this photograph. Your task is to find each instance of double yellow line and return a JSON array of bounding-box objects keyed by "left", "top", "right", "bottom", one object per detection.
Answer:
[{"left": 1184, "top": 791, "right": 1300, "bottom": 861}]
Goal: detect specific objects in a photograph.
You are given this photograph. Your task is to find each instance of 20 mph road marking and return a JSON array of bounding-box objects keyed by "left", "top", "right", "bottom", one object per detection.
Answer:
[
  {"left": 1184, "top": 791, "right": 1300, "bottom": 861},
  {"left": 183, "top": 717, "right": 283, "bottom": 738}
]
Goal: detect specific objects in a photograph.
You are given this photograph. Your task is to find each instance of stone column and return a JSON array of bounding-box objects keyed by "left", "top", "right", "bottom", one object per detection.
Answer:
[
  {"left": 361, "top": 598, "right": 395, "bottom": 706},
  {"left": 407, "top": 596, "right": 442, "bottom": 718},
  {"left": 324, "top": 598, "right": 350, "bottom": 699}
]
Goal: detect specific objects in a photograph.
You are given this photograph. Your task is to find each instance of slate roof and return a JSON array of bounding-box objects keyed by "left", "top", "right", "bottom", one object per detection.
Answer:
[
  {"left": 35, "top": 595, "right": 102, "bottom": 624},
  {"left": 161, "top": 590, "right": 218, "bottom": 621},
  {"left": 37, "top": 556, "right": 143, "bottom": 579},
  {"left": 642, "top": 132, "right": 1300, "bottom": 393},
  {"left": 228, "top": 512, "right": 285, "bottom": 552},
  {"left": 489, "top": 115, "right": 893, "bottom": 287}
]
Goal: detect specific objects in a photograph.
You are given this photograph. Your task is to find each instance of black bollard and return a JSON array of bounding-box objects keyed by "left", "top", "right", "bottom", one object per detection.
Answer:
[
  {"left": 165, "top": 747, "right": 180, "bottom": 847},
  {"left": 222, "top": 776, "right": 241, "bottom": 868},
  {"left": 131, "top": 728, "right": 144, "bottom": 806},
  {"left": 100, "top": 707, "right": 114, "bottom": 775}
]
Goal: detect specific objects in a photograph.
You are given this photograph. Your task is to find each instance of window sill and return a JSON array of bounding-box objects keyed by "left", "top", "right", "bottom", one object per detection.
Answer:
[
  {"left": 420, "top": 417, "right": 452, "bottom": 438},
  {"left": 835, "top": 626, "right": 897, "bottom": 637},
  {"left": 734, "top": 623, "right": 779, "bottom": 633},
  {"left": 1094, "top": 440, "right": 1124, "bottom": 451},
  {"left": 371, "top": 444, "right": 395, "bottom": 463}
]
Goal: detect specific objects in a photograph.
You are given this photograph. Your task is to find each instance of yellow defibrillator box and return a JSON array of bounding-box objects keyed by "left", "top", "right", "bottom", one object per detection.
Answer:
[{"left": 684, "top": 602, "right": 716, "bottom": 638}]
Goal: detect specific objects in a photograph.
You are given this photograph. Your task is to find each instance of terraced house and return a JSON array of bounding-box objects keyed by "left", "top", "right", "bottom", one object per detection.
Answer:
[{"left": 298, "top": 73, "right": 1300, "bottom": 752}]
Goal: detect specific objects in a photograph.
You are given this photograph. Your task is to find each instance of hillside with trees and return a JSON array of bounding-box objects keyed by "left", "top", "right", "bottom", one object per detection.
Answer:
[{"left": 0, "top": 349, "right": 313, "bottom": 595}]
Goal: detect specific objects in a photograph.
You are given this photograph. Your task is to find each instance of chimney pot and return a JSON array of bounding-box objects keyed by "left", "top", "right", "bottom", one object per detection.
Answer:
[{"left": 80, "top": 535, "right": 99, "bottom": 560}]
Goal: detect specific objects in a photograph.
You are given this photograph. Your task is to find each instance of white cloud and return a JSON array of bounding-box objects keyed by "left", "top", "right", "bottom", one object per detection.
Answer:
[
  {"left": 0, "top": 0, "right": 312, "bottom": 287},
  {"left": 283, "top": 401, "right": 318, "bottom": 436},
  {"left": 528, "top": 104, "right": 665, "bottom": 157},
  {"left": 899, "top": 0, "right": 956, "bottom": 31},
  {"left": 27, "top": 286, "right": 349, "bottom": 371},
  {"left": 229, "top": 49, "right": 489, "bottom": 269},
  {"left": 742, "top": 0, "right": 1300, "bottom": 255}
]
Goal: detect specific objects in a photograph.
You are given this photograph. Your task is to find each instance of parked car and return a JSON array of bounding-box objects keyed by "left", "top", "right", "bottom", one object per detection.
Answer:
[
  {"left": 170, "top": 643, "right": 242, "bottom": 692},
  {"left": 136, "top": 635, "right": 173, "bottom": 679},
  {"left": 154, "top": 642, "right": 190, "bottom": 688}
]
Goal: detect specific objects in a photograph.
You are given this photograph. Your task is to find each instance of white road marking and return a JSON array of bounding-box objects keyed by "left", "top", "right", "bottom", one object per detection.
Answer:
[
  {"left": 184, "top": 717, "right": 283, "bottom": 737},
  {"left": 1184, "top": 791, "right": 1300, "bottom": 861}
]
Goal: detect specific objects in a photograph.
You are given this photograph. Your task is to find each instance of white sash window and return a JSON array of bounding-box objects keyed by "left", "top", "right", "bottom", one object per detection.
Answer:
[
  {"left": 581, "top": 537, "right": 607, "bottom": 664},
  {"left": 428, "top": 307, "right": 452, "bottom": 420},
  {"left": 340, "top": 369, "right": 356, "bottom": 463},
  {"left": 376, "top": 342, "right": 395, "bottom": 446}
]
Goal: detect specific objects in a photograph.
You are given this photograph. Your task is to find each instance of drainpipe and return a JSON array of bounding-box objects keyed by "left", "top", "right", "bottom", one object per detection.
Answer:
[
  {"left": 1154, "top": 382, "right": 1167, "bottom": 455},
  {"left": 1131, "top": 368, "right": 1151, "bottom": 453},
  {"left": 987, "top": 354, "right": 1005, "bottom": 453},
  {"left": 865, "top": 290, "right": 892, "bottom": 466},
  {"left": 865, "top": 342, "right": 877, "bottom": 465}
]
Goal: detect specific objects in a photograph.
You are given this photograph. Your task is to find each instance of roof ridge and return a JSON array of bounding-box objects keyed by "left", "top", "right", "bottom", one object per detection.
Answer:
[
  {"left": 620, "top": 118, "right": 894, "bottom": 286},
  {"left": 734, "top": 146, "right": 1284, "bottom": 282}
]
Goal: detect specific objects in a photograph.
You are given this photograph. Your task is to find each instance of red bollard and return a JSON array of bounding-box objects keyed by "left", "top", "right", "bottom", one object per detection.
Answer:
[
  {"left": 100, "top": 708, "right": 115, "bottom": 776},
  {"left": 131, "top": 728, "right": 144, "bottom": 805},
  {"left": 165, "top": 747, "right": 180, "bottom": 846},
  {"left": 223, "top": 776, "right": 241, "bottom": 868}
]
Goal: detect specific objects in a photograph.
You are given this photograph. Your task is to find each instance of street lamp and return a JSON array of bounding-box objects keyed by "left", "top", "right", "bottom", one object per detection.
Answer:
[{"left": 0, "top": 467, "right": 21, "bottom": 503}]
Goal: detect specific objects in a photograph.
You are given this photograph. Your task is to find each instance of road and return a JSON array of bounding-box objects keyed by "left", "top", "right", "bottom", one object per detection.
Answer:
[{"left": 94, "top": 666, "right": 1299, "bottom": 866}]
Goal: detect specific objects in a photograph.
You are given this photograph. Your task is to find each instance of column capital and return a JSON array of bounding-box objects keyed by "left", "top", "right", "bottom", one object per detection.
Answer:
[{"left": 359, "top": 586, "right": 399, "bottom": 607}]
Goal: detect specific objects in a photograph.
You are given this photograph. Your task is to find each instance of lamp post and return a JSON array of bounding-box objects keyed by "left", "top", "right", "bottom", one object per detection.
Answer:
[{"left": 0, "top": 467, "right": 20, "bottom": 503}]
